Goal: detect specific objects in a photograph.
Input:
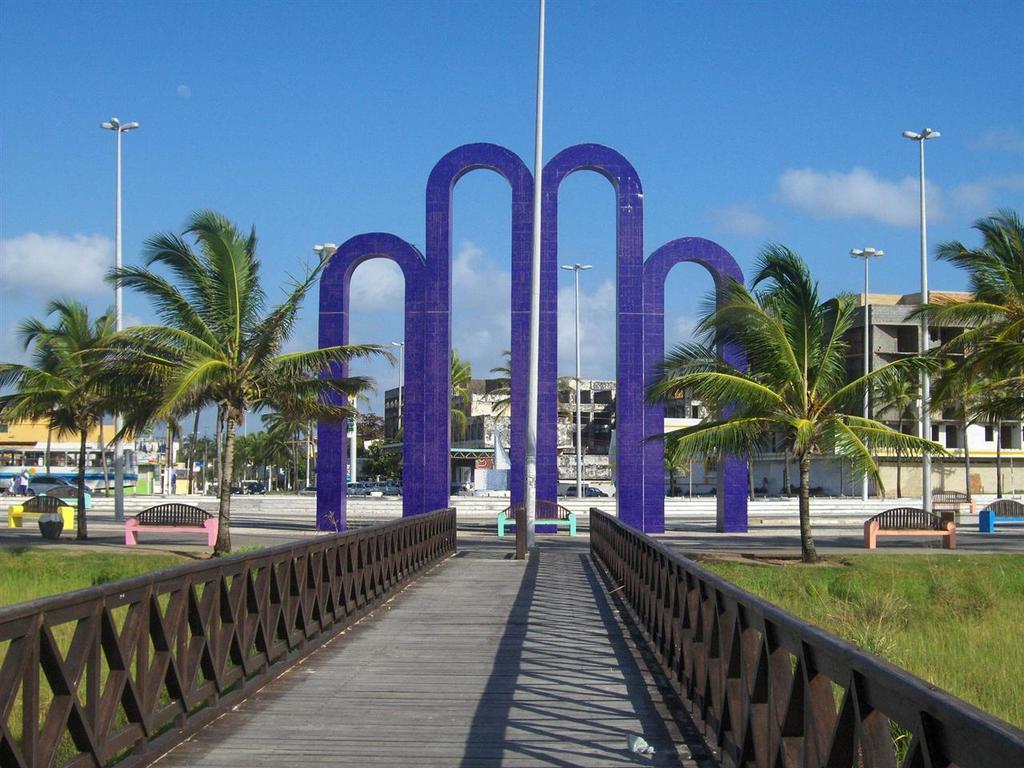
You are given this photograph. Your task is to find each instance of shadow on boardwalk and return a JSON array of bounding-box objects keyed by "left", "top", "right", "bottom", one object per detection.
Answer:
[{"left": 153, "top": 541, "right": 708, "bottom": 766}]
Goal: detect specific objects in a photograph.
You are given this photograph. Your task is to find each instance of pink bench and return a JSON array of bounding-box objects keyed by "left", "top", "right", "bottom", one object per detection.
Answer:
[
  {"left": 125, "top": 503, "right": 218, "bottom": 547},
  {"left": 864, "top": 507, "right": 956, "bottom": 550}
]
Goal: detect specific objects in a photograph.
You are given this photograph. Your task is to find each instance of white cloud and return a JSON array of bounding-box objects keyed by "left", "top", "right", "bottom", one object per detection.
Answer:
[
  {"left": 348, "top": 258, "right": 405, "bottom": 310},
  {"left": 973, "top": 127, "right": 1024, "bottom": 154},
  {"left": 951, "top": 174, "right": 1024, "bottom": 213},
  {"left": 558, "top": 278, "right": 617, "bottom": 379},
  {"left": 176, "top": 84, "right": 192, "bottom": 100},
  {"left": 0, "top": 232, "right": 113, "bottom": 297},
  {"left": 777, "top": 166, "right": 942, "bottom": 227},
  {"left": 708, "top": 203, "right": 771, "bottom": 236}
]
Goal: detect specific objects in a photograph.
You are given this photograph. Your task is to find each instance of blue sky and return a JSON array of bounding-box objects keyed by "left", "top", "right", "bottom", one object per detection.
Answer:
[{"left": 2, "top": 0, "right": 1022, "bottom": 431}]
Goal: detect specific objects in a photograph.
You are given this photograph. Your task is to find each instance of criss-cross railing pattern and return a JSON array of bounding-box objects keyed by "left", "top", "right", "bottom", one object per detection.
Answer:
[
  {"left": 0, "top": 508, "right": 456, "bottom": 768},
  {"left": 589, "top": 509, "right": 1024, "bottom": 768}
]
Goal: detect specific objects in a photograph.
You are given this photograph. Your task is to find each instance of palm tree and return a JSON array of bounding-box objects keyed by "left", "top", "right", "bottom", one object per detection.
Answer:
[
  {"left": 489, "top": 349, "right": 512, "bottom": 417},
  {"left": 649, "top": 246, "right": 943, "bottom": 562},
  {"left": 0, "top": 299, "right": 117, "bottom": 538},
  {"left": 873, "top": 369, "right": 919, "bottom": 498},
  {"left": 108, "top": 210, "right": 384, "bottom": 554},
  {"left": 451, "top": 350, "right": 472, "bottom": 439}
]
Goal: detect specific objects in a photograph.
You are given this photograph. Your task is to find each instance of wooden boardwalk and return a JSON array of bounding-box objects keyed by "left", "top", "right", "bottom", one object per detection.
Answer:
[{"left": 154, "top": 542, "right": 708, "bottom": 767}]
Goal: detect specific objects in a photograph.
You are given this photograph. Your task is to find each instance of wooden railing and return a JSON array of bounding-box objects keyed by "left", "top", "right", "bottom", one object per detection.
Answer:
[
  {"left": 0, "top": 508, "right": 456, "bottom": 767},
  {"left": 589, "top": 508, "right": 1024, "bottom": 768}
]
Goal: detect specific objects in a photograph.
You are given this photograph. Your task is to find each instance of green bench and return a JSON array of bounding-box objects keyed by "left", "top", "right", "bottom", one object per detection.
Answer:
[{"left": 496, "top": 503, "right": 577, "bottom": 537}]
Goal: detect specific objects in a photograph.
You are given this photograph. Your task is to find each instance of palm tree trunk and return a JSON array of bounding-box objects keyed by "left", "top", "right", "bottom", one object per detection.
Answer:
[
  {"left": 798, "top": 452, "right": 817, "bottom": 562},
  {"left": 783, "top": 449, "right": 791, "bottom": 496},
  {"left": 748, "top": 452, "right": 755, "bottom": 501},
  {"left": 215, "top": 412, "right": 236, "bottom": 555},
  {"left": 99, "top": 420, "right": 110, "bottom": 497},
  {"left": 45, "top": 425, "right": 52, "bottom": 474},
  {"left": 187, "top": 409, "right": 200, "bottom": 495},
  {"left": 996, "top": 421, "right": 1003, "bottom": 498},
  {"left": 76, "top": 430, "right": 88, "bottom": 539},
  {"left": 215, "top": 408, "right": 224, "bottom": 493},
  {"left": 962, "top": 414, "right": 972, "bottom": 501},
  {"left": 895, "top": 449, "right": 903, "bottom": 499}
]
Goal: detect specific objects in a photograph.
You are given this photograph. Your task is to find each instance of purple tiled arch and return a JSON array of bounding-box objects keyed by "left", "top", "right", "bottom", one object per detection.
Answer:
[
  {"left": 317, "top": 232, "right": 427, "bottom": 530},
  {"left": 643, "top": 237, "right": 748, "bottom": 533},
  {"left": 542, "top": 144, "right": 645, "bottom": 526},
  {"left": 424, "top": 143, "right": 558, "bottom": 510}
]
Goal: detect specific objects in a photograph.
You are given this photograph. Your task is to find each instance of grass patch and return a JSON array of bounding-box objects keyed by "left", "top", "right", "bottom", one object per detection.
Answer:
[
  {"left": 0, "top": 547, "right": 198, "bottom": 764},
  {"left": 0, "top": 547, "right": 194, "bottom": 607},
  {"left": 700, "top": 554, "right": 1024, "bottom": 729}
]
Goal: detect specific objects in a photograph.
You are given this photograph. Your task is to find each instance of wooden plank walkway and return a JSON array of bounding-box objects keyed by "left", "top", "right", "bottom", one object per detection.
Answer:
[{"left": 153, "top": 544, "right": 708, "bottom": 767}]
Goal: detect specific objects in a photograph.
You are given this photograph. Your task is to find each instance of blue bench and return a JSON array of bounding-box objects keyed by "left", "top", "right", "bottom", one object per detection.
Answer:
[
  {"left": 497, "top": 503, "right": 577, "bottom": 537},
  {"left": 979, "top": 499, "right": 1024, "bottom": 533}
]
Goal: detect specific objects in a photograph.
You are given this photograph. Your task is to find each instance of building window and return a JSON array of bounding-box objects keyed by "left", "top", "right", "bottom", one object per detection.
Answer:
[
  {"left": 945, "top": 425, "right": 959, "bottom": 449},
  {"left": 1001, "top": 424, "right": 1015, "bottom": 447},
  {"left": 0, "top": 423, "right": 7, "bottom": 433},
  {"left": 985, "top": 425, "right": 994, "bottom": 442},
  {"left": 931, "top": 425, "right": 940, "bottom": 442},
  {"left": 690, "top": 405, "right": 699, "bottom": 419}
]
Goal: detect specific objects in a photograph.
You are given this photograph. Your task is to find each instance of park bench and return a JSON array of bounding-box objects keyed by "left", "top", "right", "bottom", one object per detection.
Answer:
[
  {"left": 979, "top": 498, "right": 1024, "bottom": 533},
  {"left": 7, "top": 494, "right": 75, "bottom": 529},
  {"left": 497, "top": 502, "right": 577, "bottom": 537},
  {"left": 125, "top": 503, "right": 218, "bottom": 547},
  {"left": 863, "top": 507, "right": 956, "bottom": 550},
  {"left": 932, "top": 490, "right": 976, "bottom": 521}
]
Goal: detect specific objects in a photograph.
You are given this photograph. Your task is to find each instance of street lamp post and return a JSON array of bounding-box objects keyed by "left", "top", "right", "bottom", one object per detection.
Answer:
[
  {"left": 561, "top": 263, "right": 592, "bottom": 499},
  {"left": 850, "top": 247, "right": 884, "bottom": 502},
  {"left": 101, "top": 117, "right": 139, "bottom": 521},
  {"left": 391, "top": 341, "right": 405, "bottom": 436},
  {"left": 523, "top": 0, "right": 546, "bottom": 556},
  {"left": 903, "top": 128, "right": 940, "bottom": 511}
]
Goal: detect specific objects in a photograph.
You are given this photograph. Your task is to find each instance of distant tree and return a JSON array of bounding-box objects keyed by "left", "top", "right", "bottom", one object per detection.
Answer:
[
  {"left": 489, "top": 349, "right": 511, "bottom": 417},
  {"left": 451, "top": 350, "right": 472, "bottom": 438}
]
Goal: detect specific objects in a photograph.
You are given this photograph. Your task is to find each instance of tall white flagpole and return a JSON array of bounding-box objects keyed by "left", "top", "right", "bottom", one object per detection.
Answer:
[{"left": 525, "top": 0, "right": 546, "bottom": 551}]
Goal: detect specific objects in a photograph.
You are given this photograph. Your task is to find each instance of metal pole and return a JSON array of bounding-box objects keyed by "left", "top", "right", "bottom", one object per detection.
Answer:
[
  {"left": 350, "top": 405, "right": 358, "bottom": 484},
  {"left": 863, "top": 255, "right": 869, "bottom": 501},
  {"left": 574, "top": 268, "right": 583, "bottom": 499},
  {"left": 919, "top": 137, "right": 932, "bottom": 512},
  {"left": 523, "top": 0, "right": 545, "bottom": 553},
  {"left": 113, "top": 127, "right": 125, "bottom": 516}
]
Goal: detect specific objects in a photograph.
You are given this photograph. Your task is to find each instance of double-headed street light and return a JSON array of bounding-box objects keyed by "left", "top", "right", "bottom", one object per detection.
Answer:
[
  {"left": 101, "top": 117, "right": 139, "bottom": 519},
  {"left": 850, "top": 247, "right": 884, "bottom": 501},
  {"left": 561, "top": 263, "right": 592, "bottom": 500},
  {"left": 903, "top": 128, "right": 940, "bottom": 511}
]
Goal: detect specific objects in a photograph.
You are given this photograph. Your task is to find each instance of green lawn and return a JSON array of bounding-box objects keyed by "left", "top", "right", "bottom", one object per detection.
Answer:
[
  {"left": 0, "top": 548, "right": 194, "bottom": 608},
  {"left": 700, "top": 554, "right": 1024, "bottom": 729}
]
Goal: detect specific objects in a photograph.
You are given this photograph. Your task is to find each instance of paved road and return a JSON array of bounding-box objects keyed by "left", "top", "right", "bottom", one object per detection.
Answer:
[{"left": 151, "top": 541, "right": 710, "bottom": 767}]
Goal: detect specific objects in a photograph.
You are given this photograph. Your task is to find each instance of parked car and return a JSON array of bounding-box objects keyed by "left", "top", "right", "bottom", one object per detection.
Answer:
[
  {"left": 241, "top": 480, "right": 266, "bottom": 495},
  {"left": 563, "top": 485, "right": 609, "bottom": 498},
  {"left": 27, "top": 475, "right": 93, "bottom": 508},
  {"left": 299, "top": 485, "right": 317, "bottom": 496}
]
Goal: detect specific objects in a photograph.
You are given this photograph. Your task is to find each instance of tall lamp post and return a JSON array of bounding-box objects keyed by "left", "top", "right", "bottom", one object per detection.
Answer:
[
  {"left": 561, "top": 263, "right": 592, "bottom": 499},
  {"left": 850, "top": 247, "right": 884, "bottom": 501},
  {"left": 391, "top": 341, "right": 405, "bottom": 436},
  {"left": 523, "top": 0, "right": 546, "bottom": 556},
  {"left": 101, "top": 117, "right": 139, "bottom": 521},
  {"left": 903, "top": 128, "right": 940, "bottom": 511}
]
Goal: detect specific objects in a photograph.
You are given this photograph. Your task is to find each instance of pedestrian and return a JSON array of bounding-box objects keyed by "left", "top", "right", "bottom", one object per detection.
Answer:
[
  {"left": 18, "top": 468, "right": 30, "bottom": 495},
  {"left": 5, "top": 475, "right": 15, "bottom": 496}
]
